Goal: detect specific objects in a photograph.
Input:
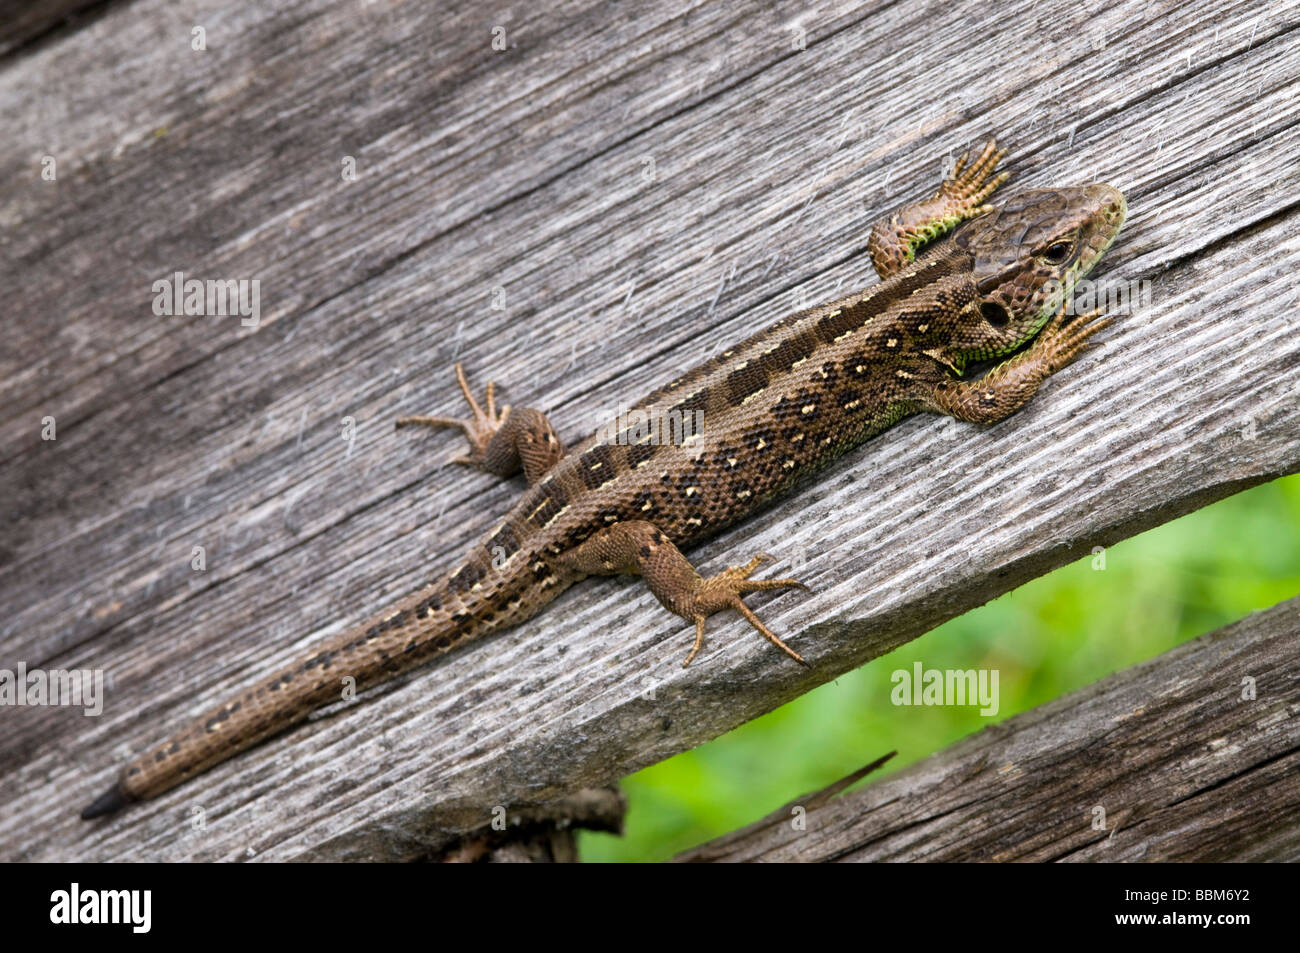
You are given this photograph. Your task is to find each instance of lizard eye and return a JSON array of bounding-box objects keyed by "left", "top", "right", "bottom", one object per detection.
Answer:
[{"left": 1043, "top": 241, "right": 1072, "bottom": 263}]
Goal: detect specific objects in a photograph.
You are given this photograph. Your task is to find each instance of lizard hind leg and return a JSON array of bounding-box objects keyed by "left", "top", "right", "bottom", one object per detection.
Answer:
[
  {"left": 396, "top": 363, "right": 565, "bottom": 484},
  {"left": 556, "top": 521, "right": 810, "bottom": 667}
]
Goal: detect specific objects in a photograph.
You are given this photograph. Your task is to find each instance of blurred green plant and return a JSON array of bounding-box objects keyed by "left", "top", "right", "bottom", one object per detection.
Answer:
[{"left": 580, "top": 473, "right": 1300, "bottom": 862}]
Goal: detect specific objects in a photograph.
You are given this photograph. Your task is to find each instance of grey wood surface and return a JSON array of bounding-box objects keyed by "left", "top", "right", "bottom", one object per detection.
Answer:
[
  {"left": 1, "top": 0, "right": 1298, "bottom": 861},
  {"left": 677, "top": 594, "right": 1300, "bottom": 862}
]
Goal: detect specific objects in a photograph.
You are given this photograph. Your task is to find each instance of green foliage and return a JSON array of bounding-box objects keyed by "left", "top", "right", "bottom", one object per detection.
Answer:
[{"left": 580, "top": 474, "right": 1300, "bottom": 862}]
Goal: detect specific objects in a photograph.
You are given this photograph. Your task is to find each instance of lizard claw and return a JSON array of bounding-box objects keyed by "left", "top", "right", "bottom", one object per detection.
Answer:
[
  {"left": 937, "top": 139, "right": 1010, "bottom": 222},
  {"left": 682, "top": 555, "right": 811, "bottom": 667},
  {"left": 1035, "top": 305, "right": 1115, "bottom": 372},
  {"left": 396, "top": 363, "right": 512, "bottom": 464}
]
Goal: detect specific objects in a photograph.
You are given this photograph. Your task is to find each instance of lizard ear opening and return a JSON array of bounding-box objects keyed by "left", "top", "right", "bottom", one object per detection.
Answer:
[{"left": 980, "top": 301, "right": 1010, "bottom": 327}]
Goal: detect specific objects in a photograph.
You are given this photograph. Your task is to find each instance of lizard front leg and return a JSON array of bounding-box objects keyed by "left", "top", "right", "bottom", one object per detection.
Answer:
[
  {"left": 925, "top": 306, "right": 1112, "bottom": 424},
  {"left": 555, "top": 521, "right": 809, "bottom": 667},
  {"left": 867, "top": 139, "right": 1009, "bottom": 280},
  {"left": 397, "top": 363, "right": 566, "bottom": 485}
]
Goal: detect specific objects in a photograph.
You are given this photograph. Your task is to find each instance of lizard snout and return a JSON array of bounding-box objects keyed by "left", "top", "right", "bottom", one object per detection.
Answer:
[{"left": 1087, "top": 184, "right": 1127, "bottom": 228}]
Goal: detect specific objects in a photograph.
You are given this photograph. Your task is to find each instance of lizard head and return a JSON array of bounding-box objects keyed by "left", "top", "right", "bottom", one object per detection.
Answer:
[{"left": 950, "top": 184, "right": 1126, "bottom": 362}]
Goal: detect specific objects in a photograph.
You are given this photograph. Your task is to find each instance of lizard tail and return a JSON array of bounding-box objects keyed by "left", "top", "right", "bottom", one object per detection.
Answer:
[{"left": 81, "top": 549, "right": 562, "bottom": 819}]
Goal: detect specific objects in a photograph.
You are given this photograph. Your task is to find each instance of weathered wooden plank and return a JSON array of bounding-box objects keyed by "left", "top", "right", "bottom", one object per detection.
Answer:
[
  {"left": 0, "top": 0, "right": 886, "bottom": 454},
  {"left": 676, "top": 594, "right": 1300, "bottom": 862},
  {"left": 1, "top": 0, "right": 1298, "bottom": 861},
  {"left": 435, "top": 786, "right": 625, "bottom": 862}
]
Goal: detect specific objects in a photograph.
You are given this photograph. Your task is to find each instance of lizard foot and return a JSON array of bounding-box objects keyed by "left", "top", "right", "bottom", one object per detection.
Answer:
[
  {"left": 1032, "top": 304, "right": 1114, "bottom": 372},
  {"left": 933, "top": 138, "right": 1010, "bottom": 223},
  {"left": 684, "top": 554, "right": 810, "bottom": 668},
  {"left": 396, "top": 363, "right": 512, "bottom": 467}
]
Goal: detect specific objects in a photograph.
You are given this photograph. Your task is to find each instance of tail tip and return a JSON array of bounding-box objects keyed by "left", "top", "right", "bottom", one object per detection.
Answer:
[{"left": 80, "top": 784, "right": 128, "bottom": 820}]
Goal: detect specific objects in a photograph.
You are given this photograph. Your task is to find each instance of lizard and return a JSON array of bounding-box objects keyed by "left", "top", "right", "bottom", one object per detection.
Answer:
[{"left": 80, "top": 140, "right": 1127, "bottom": 819}]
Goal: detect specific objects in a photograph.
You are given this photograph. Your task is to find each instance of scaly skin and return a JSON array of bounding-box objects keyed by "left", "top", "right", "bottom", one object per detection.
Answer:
[{"left": 81, "top": 140, "right": 1126, "bottom": 819}]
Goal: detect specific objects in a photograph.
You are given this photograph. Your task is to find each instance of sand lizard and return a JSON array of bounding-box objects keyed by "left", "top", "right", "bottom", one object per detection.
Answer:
[{"left": 81, "top": 140, "right": 1127, "bottom": 819}]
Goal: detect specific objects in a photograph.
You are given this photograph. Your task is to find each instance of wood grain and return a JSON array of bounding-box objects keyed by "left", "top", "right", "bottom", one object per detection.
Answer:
[{"left": 1, "top": 0, "right": 1297, "bottom": 860}]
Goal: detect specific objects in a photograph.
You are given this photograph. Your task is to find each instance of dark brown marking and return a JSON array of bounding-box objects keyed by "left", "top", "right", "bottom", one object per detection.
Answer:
[
  {"left": 815, "top": 306, "right": 858, "bottom": 343},
  {"left": 626, "top": 442, "right": 659, "bottom": 469},
  {"left": 204, "top": 701, "right": 242, "bottom": 732},
  {"left": 527, "top": 483, "right": 568, "bottom": 527},
  {"left": 577, "top": 444, "right": 619, "bottom": 490},
  {"left": 451, "top": 561, "right": 485, "bottom": 592},
  {"left": 486, "top": 524, "right": 520, "bottom": 560},
  {"left": 758, "top": 339, "right": 796, "bottom": 377},
  {"left": 785, "top": 330, "right": 818, "bottom": 365},
  {"left": 684, "top": 386, "right": 711, "bottom": 415},
  {"left": 726, "top": 363, "right": 769, "bottom": 403}
]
